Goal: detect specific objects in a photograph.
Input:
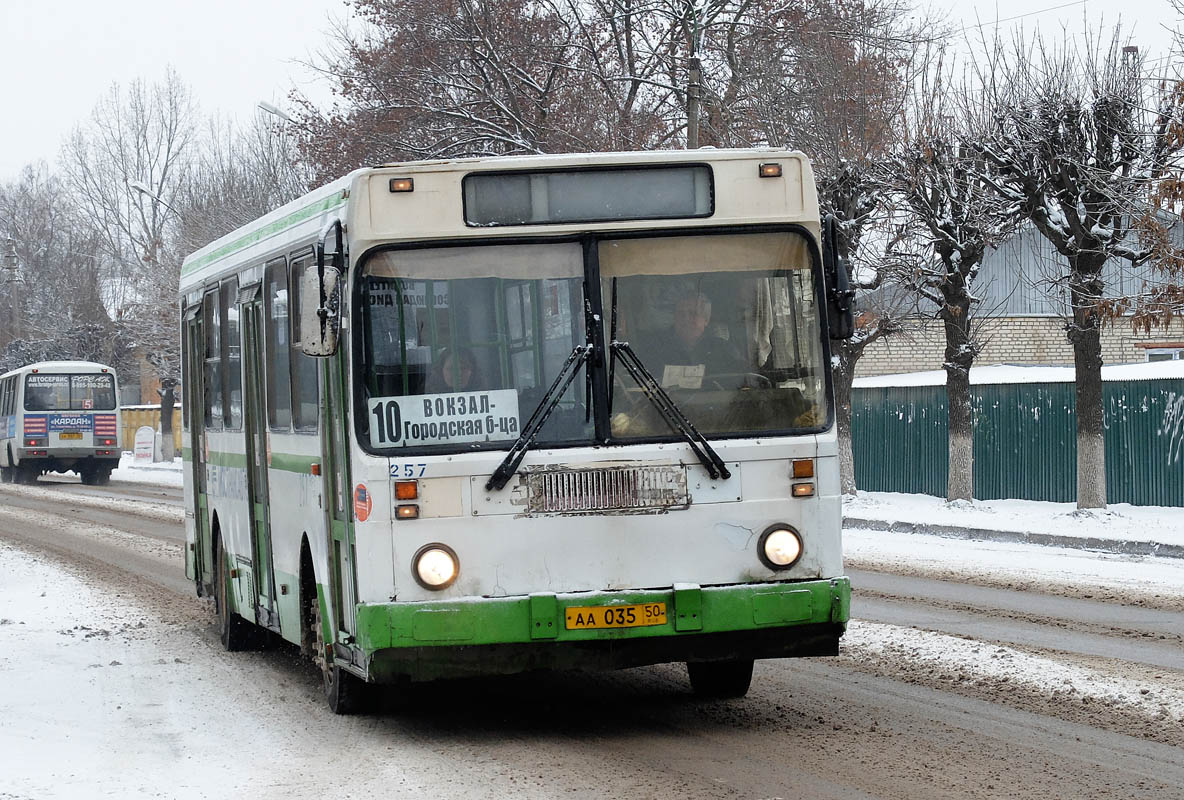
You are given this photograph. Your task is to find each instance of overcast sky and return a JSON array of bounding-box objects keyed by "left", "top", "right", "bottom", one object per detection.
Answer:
[{"left": 0, "top": 0, "right": 1177, "bottom": 181}]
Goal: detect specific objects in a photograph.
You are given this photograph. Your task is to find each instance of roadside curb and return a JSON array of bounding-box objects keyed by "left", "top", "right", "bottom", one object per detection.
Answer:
[{"left": 842, "top": 517, "right": 1184, "bottom": 560}]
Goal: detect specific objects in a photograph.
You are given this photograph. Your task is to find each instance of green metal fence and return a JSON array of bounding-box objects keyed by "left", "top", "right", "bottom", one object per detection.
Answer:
[{"left": 851, "top": 377, "right": 1184, "bottom": 506}]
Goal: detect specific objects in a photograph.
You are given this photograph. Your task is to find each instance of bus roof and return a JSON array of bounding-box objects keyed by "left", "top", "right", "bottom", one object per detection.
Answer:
[
  {"left": 0, "top": 361, "right": 117, "bottom": 380},
  {"left": 179, "top": 148, "right": 818, "bottom": 295}
]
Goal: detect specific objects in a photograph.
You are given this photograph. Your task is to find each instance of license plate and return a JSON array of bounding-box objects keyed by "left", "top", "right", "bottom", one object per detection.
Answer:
[
  {"left": 59, "top": 432, "right": 83, "bottom": 440},
  {"left": 565, "top": 602, "right": 667, "bottom": 630}
]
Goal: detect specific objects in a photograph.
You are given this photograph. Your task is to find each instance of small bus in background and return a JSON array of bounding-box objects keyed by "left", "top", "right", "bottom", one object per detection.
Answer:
[{"left": 0, "top": 361, "right": 122, "bottom": 485}]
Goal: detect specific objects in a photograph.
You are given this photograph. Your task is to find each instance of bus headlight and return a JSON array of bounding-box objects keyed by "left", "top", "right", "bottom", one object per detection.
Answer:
[
  {"left": 413, "top": 543, "right": 459, "bottom": 590},
  {"left": 758, "top": 525, "right": 803, "bottom": 570}
]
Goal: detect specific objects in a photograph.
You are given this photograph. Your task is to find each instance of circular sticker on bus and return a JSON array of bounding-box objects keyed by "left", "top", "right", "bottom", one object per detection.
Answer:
[{"left": 354, "top": 484, "right": 372, "bottom": 522}]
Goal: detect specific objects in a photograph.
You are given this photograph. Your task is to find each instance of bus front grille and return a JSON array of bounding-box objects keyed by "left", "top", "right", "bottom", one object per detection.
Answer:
[{"left": 526, "top": 466, "right": 688, "bottom": 514}]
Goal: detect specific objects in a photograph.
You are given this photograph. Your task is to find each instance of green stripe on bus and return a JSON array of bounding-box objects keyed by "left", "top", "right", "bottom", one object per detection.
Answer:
[
  {"left": 190, "top": 449, "right": 319, "bottom": 474},
  {"left": 181, "top": 193, "right": 347, "bottom": 278},
  {"left": 207, "top": 450, "right": 249, "bottom": 468},
  {"left": 270, "top": 452, "right": 320, "bottom": 474}
]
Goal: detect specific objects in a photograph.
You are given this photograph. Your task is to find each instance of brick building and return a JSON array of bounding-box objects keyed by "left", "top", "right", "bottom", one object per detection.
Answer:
[{"left": 856, "top": 224, "right": 1184, "bottom": 377}]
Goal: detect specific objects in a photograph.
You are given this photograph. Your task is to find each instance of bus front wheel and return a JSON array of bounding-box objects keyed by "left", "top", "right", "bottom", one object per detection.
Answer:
[
  {"left": 686, "top": 659, "right": 755, "bottom": 699},
  {"left": 308, "top": 587, "right": 368, "bottom": 715}
]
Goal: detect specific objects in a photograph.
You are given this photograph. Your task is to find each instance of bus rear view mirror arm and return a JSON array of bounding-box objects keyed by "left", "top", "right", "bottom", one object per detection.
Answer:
[{"left": 822, "top": 215, "right": 855, "bottom": 341}]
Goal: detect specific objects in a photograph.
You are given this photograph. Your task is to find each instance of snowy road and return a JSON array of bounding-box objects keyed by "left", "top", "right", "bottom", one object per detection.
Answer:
[{"left": 1, "top": 484, "right": 1183, "bottom": 799}]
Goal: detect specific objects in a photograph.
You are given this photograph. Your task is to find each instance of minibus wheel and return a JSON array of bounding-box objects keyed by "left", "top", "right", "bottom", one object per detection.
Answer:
[{"left": 686, "top": 658, "right": 755, "bottom": 699}]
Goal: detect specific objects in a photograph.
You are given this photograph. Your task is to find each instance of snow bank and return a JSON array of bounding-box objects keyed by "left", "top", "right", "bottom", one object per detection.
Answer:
[
  {"left": 845, "top": 491, "right": 1184, "bottom": 549},
  {"left": 112, "top": 452, "right": 184, "bottom": 488},
  {"left": 855, "top": 360, "right": 1184, "bottom": 388},
  {"left": 844, "top": 528, "right": 1184, "bottom": 601}
]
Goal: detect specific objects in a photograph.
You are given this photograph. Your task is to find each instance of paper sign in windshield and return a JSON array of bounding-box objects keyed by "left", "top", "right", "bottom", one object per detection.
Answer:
[{"left": 368, "top": 389, "right": 520, "bottom": 448}]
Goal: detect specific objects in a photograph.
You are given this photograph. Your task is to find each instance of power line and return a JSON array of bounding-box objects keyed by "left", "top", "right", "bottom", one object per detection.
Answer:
[{"left": 965, "top": 0, "right": 1089, "bottom": 30}]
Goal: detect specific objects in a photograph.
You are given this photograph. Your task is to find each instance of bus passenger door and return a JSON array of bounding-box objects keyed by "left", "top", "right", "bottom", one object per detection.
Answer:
[
  {"left": 322, "top": 347, "right": 357, "bottom": 640},
  {"left": 242, "top": 296, "right": 278, "bottom": 629},
  {"left": 183, "top": 310, "right": 212, "bottom": 591}
]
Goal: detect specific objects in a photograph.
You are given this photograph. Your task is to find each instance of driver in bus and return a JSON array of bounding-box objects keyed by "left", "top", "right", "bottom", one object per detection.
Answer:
[{"left": 644, "top": 291, "right": 745, "bottom": 389}]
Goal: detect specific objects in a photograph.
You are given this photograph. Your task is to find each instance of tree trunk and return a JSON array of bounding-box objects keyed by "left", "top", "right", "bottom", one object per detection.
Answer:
[
  {"left": 159, "top": 383, "right": 176, "bottom": 462},
  {"left": 943, "top": 301, "right": 975, "bottom": 503},
  {"left": 1068, "top": 259, "right": 1107, "bottom": 509},
  {"left": 833, "top": 342, "right": 860, "bottom": 496}
]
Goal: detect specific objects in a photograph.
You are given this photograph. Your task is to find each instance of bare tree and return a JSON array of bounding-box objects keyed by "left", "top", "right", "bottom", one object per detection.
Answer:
[
  {"left": 973, "top": 32, "right": 1184, "bottom": 508},
  {"left": 883, "top": 61, "right": 1021, "bottom": 502},
  {"left": 62, "top": 69, "right": 197, "bottom": 460},
  {"left": 0, "top": 163, "right": 124, "bottom": 374}
]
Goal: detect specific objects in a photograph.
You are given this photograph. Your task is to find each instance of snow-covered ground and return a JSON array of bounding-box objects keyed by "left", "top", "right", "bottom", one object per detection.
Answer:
[
  {"left": 111, "top": 452, "right": 183, "bottom": 488},
  {"left": 844, "top": 528, "right": 1184, "bottom": 607},
  {"left": 842, "top": 620, "right": 1184, "bottom": 727},
  {"left": 845, "top": 491, "right": 1184, "bottom": 549}
]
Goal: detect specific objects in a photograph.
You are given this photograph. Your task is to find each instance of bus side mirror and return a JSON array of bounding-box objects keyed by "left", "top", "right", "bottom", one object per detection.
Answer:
[
  {"left": 301, "top": 265, "right": 340, "bottom": 357},
  {"left": 302, "top": 219, "right": 345, "bottom": 357},
  {"left": 822, "top": 215, "right": 855, "bottom": 341}
]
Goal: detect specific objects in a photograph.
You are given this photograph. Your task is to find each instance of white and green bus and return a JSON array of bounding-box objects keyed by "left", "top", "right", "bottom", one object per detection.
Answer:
[
  {"left": 0, "top": 360, "right": 122, "bottom": 485},
  {"left": 179, "top": 149, "right": 854, "bottom": 713}
]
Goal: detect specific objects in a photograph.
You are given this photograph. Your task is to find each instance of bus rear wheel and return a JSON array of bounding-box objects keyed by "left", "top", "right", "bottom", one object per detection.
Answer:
[
  {"left": 686, "top": 658, "right": 755, "bottom": 699},
  {"left": 215, "top": 540, "right": 254, "bottom": 651},
  {"left": 81, "top": 465, "right": 112, "bottom": 486},
  {"left": 14, "top": 465, "right": 39, "bottom": 485},
  {"left": 0, "top": 465, "right": 12, "bottom": 483}
]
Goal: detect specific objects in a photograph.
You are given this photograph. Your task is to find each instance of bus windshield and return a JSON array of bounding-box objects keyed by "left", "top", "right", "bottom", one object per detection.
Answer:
[
  {"left": 24, "top": 373, "right": 118, "bottom": 411},
  {"left": 360, "top": 242, "right": 591, "bottom": 452},
  {"left": 358, "top": 231, "right": 827, "bottom": 453},
  {"left": 604, "top": 232, "right": 827, "bottom": 439}
]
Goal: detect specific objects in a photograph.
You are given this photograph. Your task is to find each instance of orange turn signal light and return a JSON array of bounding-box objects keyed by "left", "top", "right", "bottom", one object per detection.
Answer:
[
  {"left": 396, "top": 504, "right": 420, "bottom": 520},
  {"left": 792, "top": 459, "right": 814, "bottom": 479},
  {"left": 310, "top": 462, "right": 321, "bottom": 476},
  {"left": 792, "top": 482, "right": 815, "bottom": 498},
  {"left": 395, "top": 480, "right": 419, "bottom": 500},
  {"left": 759, "top": 162, "right": 783, "bottom": 178}
]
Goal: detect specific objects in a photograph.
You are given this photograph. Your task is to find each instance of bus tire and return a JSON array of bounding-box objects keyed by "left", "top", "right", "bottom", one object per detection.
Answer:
[
  {"left": 15, "top": 465, "right": 39, "bottom": 485},
  {"left": 215, "top": 538, "right": 253, "bottom": 652},
  {"left": 686, "top": 658, "right": 754, "bottom": 699},
  {"left": 0, "top": 466, "right": 12, "bottom": 483},
  {"left": 93, "top": 466, "right": 112, "bottom": 486},
  {"left": 80, "top": 466, "right": 98, "bottom": 485},
  {"left": 307, "top": 573, "right": 368, "bottom": 715}
]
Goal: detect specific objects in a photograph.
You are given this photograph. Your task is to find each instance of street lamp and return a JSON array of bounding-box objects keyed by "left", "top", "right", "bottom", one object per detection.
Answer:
[
  {"left": 128, "top": 180, "right": 179, "bottom": 214},
  {"left": 257, "top": 101, "right": 297, "bottom": 125}
]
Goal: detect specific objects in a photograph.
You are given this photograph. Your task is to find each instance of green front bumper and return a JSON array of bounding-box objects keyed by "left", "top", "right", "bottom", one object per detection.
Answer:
[{"left": 354, "top": 577, "right": 850, "bottom": 682}]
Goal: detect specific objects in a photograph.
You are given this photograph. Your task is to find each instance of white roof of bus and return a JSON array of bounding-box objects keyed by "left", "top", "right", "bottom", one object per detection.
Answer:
[
  {"left": 179, "top": 148, "right": 813, "bottom": 293},
  {"left": 0, "top": 361, "right": 117, "bottom": 380}
]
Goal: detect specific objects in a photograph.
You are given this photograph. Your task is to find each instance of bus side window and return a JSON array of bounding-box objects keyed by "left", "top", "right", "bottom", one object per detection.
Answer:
[
  {"left": 221, "top": 278, "right": 242, "bottom": 430},
  {"left": 203, "top": 289, "right": 224, "bottom": 430},
  {"left": 265, "top": 257, "right": 293, "bottom": 430},
  {"left": 289, "top": 251, "right": 319, "bottom": 432}
]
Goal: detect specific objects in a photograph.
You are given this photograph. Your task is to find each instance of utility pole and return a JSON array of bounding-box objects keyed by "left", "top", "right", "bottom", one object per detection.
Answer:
[
  {"left": 687, "top": 55, "right": 702, "bottom": 149},
  {"left": 2, "top": 238, "right": 20, "bottom": 345},
  {"left": 686, "top": 3, "right": 702, "bottom": 150}
]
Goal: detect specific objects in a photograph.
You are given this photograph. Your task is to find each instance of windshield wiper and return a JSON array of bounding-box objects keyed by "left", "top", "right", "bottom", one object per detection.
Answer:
[
  {"left": 610, "top": 340, "right": 731, "bottom": 481},
  {"left": 485, "top": 344, "right": 591, "bottom": 491}
]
